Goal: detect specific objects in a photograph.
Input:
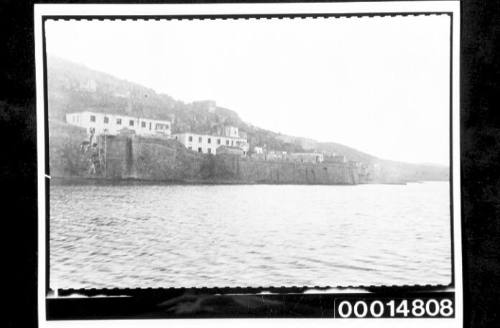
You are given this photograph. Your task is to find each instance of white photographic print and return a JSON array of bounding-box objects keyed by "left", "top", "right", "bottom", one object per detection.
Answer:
[{"left": 35, "top": 2, "right": 461, "bottom": 327}]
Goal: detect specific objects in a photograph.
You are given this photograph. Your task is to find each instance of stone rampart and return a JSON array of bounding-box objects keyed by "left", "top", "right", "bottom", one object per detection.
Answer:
[{"left": 49, "top": 125, "right": 360, "bottom": 185}]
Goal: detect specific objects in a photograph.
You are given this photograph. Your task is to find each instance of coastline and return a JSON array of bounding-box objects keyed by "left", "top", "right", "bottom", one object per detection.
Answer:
[
  {"left": 49, "top": 176, "right": 448, "bottom": 187},
  {"left": 49, "top": 176, "right": 357, "bottom": 186}
]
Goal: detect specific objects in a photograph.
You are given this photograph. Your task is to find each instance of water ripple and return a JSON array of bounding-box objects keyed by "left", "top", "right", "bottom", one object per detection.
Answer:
[{"left": 50, "top": 182, "right": 452, "bottom": 288}]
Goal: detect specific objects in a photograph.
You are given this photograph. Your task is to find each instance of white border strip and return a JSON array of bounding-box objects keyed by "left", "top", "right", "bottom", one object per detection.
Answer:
[
  {"left": 35, "top": 2, "right": 461, "bottom": 328},
  {"left": 34, "top": 1, "right": 457, "bottom": 16}
]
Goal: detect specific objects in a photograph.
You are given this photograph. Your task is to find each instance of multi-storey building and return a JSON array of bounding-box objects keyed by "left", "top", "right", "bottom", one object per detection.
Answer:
[
  {"left": 173, "top": 126, "right": 249, "bottom": 155},
  {"left": 66, "top": 111, "right": 171, "bottom": 137}
]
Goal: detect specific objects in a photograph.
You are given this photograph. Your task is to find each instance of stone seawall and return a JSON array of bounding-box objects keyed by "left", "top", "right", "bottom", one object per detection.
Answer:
[
  {"left": 49, "top": 125, "right": 360, "bottom": 185},
  {"left": 129, "top": 136, "right": 359, "bottom": 184},
  {"left": 128, "top": 136, "right": 205, "bottom": 181},
  {"left": 213, "top": 155, "right": 358, "bottom": 184}
]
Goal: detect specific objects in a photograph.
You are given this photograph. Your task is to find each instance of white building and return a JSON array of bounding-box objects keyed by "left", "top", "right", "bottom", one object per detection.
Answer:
[
  {"left": 173, "top": 127, "right": 249, "bottom": 155},
  {"left": 223, "top": 126, "right": 239, "bottom": 138},
  {"left": 66, "top": 111, "right": 171, "bottom": 137},
  {"left": 288, "top": 152, "right": 324, "bottom": 163},
  {"left": 253, "top": 146, "right": 264, "bottom": 154}
]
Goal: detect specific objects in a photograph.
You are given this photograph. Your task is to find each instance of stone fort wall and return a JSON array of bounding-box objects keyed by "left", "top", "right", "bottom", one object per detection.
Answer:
[{"left": 49, "top": 123, "right": 360, "bottom": 185}]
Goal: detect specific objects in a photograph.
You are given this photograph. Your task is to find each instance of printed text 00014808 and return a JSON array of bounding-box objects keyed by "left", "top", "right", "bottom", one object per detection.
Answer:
[{"left": 334, "top": 297, "right": 454, "bottom": 318}]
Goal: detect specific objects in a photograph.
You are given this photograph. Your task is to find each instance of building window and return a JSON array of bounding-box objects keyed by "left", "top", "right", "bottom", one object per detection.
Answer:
[
  {"left": 199, "top": 136, "right": 202, "bottom": 142},
  {"left": 208, "top": 138, "right": 211, "bottom": 144},
  {"left": 231, "top": 140, "right": 234, "bottom": 146},
  {"left": 217, "top": 139, "right": 221, "bottom": 145},
  {"left": 188, "top": 136, "right": 193, "bottom": 142},
  {"left": 165, "top": 124, "right": 170, "bottom": 129},
  {"left": 198, "top": 147, "right": 202, "bottom": 153},
  {"left": 226, "top": 140, "right": 229, "bottom": 145},
  {"left": 208, "top": 148, "right": 212, "bottom": 154},
  {"left": 149, "top": 122, "right": 152, "bottom": 130},
  {"left": 141, "top": 121, "right": 146, "bottom": 128},
  {"left": 129, "top": 120, "right": 134, "bottom": 126},
  {"left": 90, "top": 115, "right": 96, "bottom": 122},
  {"left": 116, "top": 118, "right": 122, "bottom": 125},
  {"left": 103, "top": 116, "right": 109, "bottom": 124}
]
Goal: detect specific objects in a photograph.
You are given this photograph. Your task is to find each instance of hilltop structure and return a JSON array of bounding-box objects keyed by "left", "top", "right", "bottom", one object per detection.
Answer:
[{"left": 66, "top": 111, "right": 172, "bottom": 138}]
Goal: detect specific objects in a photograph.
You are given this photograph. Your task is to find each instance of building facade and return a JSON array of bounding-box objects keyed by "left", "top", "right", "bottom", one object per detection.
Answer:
[
  {"left": 173, "top": 126, "right": 249, "bottom": 155},
  {"left": 66, "top": 111, "right": 171, "bottom": 137},
  {"left": 223, "top": 126, "right": 239, "bottom": 138},
  {"left": 253, "top": 146, "right": 264, "bottom": 154},
  {"left": 324, "top": 154, "right": 347, "bottom": 163},
  {"left": 288, "top": 152, "right": 324, "bottom": 163}
]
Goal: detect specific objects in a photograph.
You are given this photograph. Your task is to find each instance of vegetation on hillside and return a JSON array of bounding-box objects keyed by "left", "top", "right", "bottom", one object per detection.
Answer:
[{"left": 47, "top": 56, "right": 305, "bottom": 154}]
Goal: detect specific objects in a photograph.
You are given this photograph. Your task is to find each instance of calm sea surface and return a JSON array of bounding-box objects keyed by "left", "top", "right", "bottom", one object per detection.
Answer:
[{"left": 50, "top": 182, "right": 451, "bottom": 289}]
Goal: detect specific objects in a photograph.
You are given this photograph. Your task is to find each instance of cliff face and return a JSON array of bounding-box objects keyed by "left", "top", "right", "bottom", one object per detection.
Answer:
[{"left": 48, "top": 124, "right": 359, "bottom": 185}]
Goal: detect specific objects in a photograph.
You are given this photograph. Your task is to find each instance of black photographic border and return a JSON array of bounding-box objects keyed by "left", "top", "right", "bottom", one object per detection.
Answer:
[{"left": 40, "top": 9, "right": 458, "bottom": 320}]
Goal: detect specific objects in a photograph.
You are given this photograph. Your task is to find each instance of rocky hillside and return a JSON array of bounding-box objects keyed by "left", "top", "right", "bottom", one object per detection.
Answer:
[
  {"left": 47, "top": 56, "right": 449, "bottom": 182},
  {"left": 47, "top": 56, "right": 305, "bottom": 154}
]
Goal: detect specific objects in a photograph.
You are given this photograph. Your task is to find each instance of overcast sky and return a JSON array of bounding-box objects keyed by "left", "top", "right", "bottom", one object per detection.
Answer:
[{"left": 46, "top": 15, "right": 450, "bottom": 165}]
